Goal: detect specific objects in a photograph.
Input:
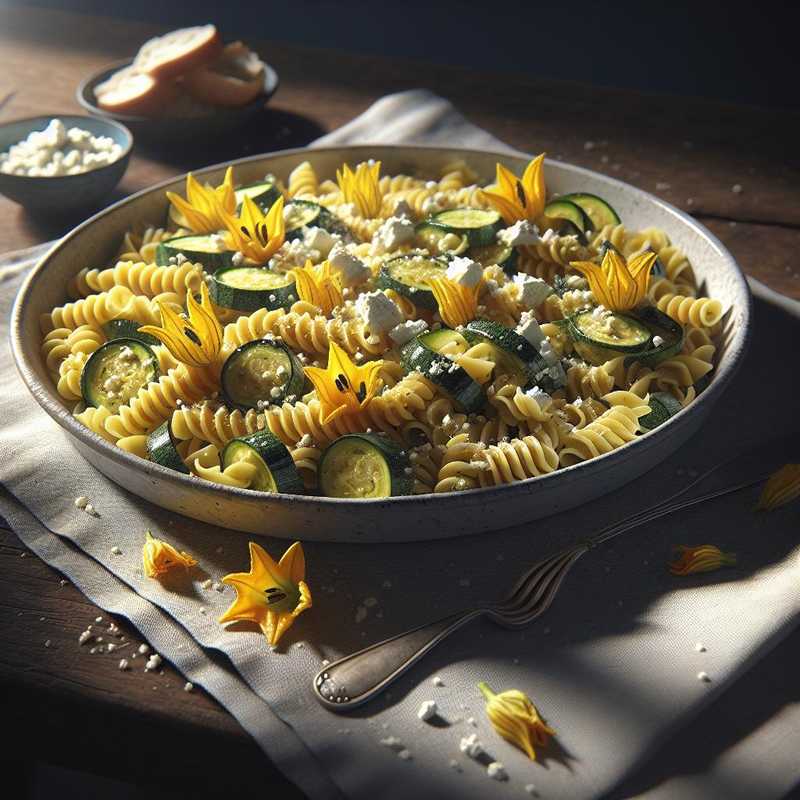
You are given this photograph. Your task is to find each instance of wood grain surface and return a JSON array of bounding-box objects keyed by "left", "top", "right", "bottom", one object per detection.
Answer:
[{"left": 1, "top": 6, "right": 799, "bottom": 796}]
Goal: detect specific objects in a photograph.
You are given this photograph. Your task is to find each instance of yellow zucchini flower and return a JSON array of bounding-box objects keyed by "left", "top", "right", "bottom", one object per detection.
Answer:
[
  {"left": 669, "top": 544, "right": 737, "bottom": 576},
  {"left": 139, "top": 282, "right": 223, "bottom": 368},
  {"left": 482, "top": 154, "right": 546, "bottom": 225},
  {"left": 426, "top": 275, "right": 482, "bottom": 328},
  {"left": 223, "top": 194, "right": 286, "bottom": 264},
  {"left": 142, "top": 531, "right": 198, "bottom": 578},
  {"left": 478, "top": 682, "right": 555, "bottom": 761},
  {"left": 166, "top": 167, "right": 236, "bottom": 234},
  {"left": 304, "top": 341, "right": 385, "bottom": 424},
  {"left": 570, "top": 246, "right": 657, "bottom": 312},
  {"left": 219, "top": 541, "right": 312, "bottom": 647},
  {"left": 291, "top": 259, "right": 343, "bottom": 316},
  {"left": 336, "top": 161, "right": 382, "bottom": 218},
  {"left": 756, "top": 463, "right": 800, "bottom": 511}
]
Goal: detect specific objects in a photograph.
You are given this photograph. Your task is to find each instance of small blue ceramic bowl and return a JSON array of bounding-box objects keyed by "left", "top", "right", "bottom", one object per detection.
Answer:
[{"left": 0, "top": 114, "right": 132, "bottom": 213}]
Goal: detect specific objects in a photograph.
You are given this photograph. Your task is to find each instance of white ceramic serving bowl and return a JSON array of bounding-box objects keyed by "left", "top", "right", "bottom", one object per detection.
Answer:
[{"left": 11, "top": 145, "right": 751, "bottom": 543}]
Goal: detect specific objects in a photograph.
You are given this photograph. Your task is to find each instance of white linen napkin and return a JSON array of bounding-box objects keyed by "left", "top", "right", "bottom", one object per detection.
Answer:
[{"left": 2, "top": 90, "right": 799, "bottom": 800}]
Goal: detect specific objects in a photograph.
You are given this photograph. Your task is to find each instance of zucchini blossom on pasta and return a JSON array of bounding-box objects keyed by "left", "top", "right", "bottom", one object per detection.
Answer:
[
  {"left": 482, "top": 153, "right": 546, "bottom": 225},
  {"left": 166, "top": 167, "right": 236, "bottom": 234},
  {"left": 291, "top": 259, "right": 343, "bottom": 316},
  {"left": 223, "top": 194, "right": 286, "bottom": 264},
  {"left": 336, "top": 161, "right": 382, "bottom": 218},
  {"left": 570, "top": 246, "right": 657, "bottom": 312}
]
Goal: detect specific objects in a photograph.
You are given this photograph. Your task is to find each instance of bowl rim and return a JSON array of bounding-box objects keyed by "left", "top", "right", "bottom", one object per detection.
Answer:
[
  {"left": 76, "top": 58, "right": 280, "bottom": 124},
  {"left": 10, "top": 143, "right": 752, "bottom": 514},
  {"left": 0, "top": 113, "right": 133, "bottom": 180}
]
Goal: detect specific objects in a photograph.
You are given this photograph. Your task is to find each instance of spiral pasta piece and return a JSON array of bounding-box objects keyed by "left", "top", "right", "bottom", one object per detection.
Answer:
[
  {"left": 476, "top": 429, "right": 560, "bottom": 486},
  {"left": 74, "top": 405, "right": 116, "bottom": 443},
  {"left": 103, "top": 364, "right": 219, "bottom": 439},
  {"left": 559, "top": 405, "right": 649, "bottom": 466},
  {"left": 291, "top": 444, "right": 322, "bottom": 491},
  {"left": 288, "top": 160, "right": 319, "bottom": 198},
  {"left": 41, "top": 285, "right": 135, "bottom": 334},
  {"left": 656, "top": 293, "right": 724, "bottom": 328},
  {"left": 117, "top": 226, "right": 180, "bottom": 262},
  {"left": 601, "top": 356, "right": 657, "bottom": 397},
  {"left": 57, "top": 351, "right": 89, "bottom": 401},
  {"left": 68, "top": 260, "right": 203, "bottom": 301},
  {"left": 521, "top": 234, "right": 590, "bottom": 267},
  {"left": 171, "top": 404, "right": 266, "bottom": 449},
  {"left": 565, "top": 363, "right": 615, "bottom": 401},
  {"left": 435, "top": 434, "right": 483, "bottom": 492},
  {"left": 488, "top": 385, "right": 554, "bottom": 426}
]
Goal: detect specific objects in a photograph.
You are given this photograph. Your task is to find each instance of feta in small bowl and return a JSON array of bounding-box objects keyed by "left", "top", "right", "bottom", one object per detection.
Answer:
[{"left": 0, "top": 115, "right": 132, "bottom": 213}]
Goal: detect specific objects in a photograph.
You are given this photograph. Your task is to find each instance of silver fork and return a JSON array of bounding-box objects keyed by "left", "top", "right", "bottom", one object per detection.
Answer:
[{"left": 312, "top": 434, "right": 797, "bottom": 711}]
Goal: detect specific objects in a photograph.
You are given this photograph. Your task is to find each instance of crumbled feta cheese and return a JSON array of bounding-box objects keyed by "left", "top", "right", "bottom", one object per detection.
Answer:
[
  {"left": 397, "top": 749, "right": 412, "bottom": 760},
  {"left": 432, "top": 675, "right": 444, "bottom": 687},
  {"left": 697, "top": 671, "right": 711, "bottom": 682},
  {"left": 513, "top": 274, "right": 552, "bottom": 309},
  {"left": 417, "top": 700, "right": 438, "bottom": 721},
  {"left": 389, "top": 319, "right": 428, "bottom": 346},
  {"left": 118, "top": 659, "right": 129, "bottom": 671},
  {"left": 0, "top": 118, "right": 123, "bottom": 177},
  {"left": 380, "top": 735, "right": 404, "bottom": 750},
  {"left": 695, "top": 642, "right": 706, "bottom": 652},
  {"left": 652, "top": 335, "right": 665, "bottom": 347},
  {"left": 487, "top": 762, "right": 508, "bottom": 781},
  {"left": 541, "top": 227, "right": 559, "bottom": 244},
  {"left": 445, "top": 256, "right": 482, "bottom": 288},
  {"left": 78, "top": 630, "right": 92, "bottom": 645},
  {"left": 421, "top": 195, "right": 442, "bottom": 215},
  {"left": 460, "top": 733, "right": 484, "bottom": 758},
  {"left": 539, "top": 340, "right": 559, "bottom": 365},
  {"left": 74, "top": 496, "right": 89, "bottom": 508},
  {"left": 231, "top": 251, "right": 244, "bottom": 267},
  {"left": 497, "top": 220, "right": 540, "bottom": 247},
  {"left": 516, "top": 312, "right": 545, "bottom": 348},
  {"left": 145, "top": 654, "right": 162, "bottom": 671},
  {"left": 374, "top": 216, "right": 415, "bottom": 252},
  {"left": 524, "top": 783, "right": 538, "bottom": 796},
  {"left": 303, "top": 226, "right": 339, "bottom": 258},
  {"left": 328, "top": 243, "right": 370, "bottom": 286},
  {"left": 138, "top": 644, "right": 150, "bottom": 655},
  {"left": 109, "top": 545, "right": 121, "bottom": 555},
  {"left": 184, "top": 681, "right": 194, "bottom": 692},
  {"left": 355, "top": 290, "right": 402, "bottom": 334},
  {"left": 525, "top": 385, "right": 552, "bottom": 407}
]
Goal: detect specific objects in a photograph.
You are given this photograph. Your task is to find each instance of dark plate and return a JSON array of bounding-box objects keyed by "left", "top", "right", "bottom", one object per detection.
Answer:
[{"left": 76, "top": 59, "right": 280, "bottom": 145}]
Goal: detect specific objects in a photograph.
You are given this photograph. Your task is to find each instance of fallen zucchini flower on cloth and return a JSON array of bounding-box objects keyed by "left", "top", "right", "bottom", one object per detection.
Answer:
[
  {"left": 142, "top": 531, "right": 198, "bottom": 578},
  {"left": 756, "top": 463, "right": 800, "bottom": 511},
  {"left": 478, "top": 681, "right": 555, "bottom": 760},
  {"left": 219, "top": 541, "right": 312, "bottom": 647},
  {"left": 668, "top": 544, "right": 737, "bottom": 576}
]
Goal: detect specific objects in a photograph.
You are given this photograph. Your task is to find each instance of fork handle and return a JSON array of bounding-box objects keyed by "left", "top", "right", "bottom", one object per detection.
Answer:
[{"left": 313, "top": 609, "right": 483, "bottom": 711}]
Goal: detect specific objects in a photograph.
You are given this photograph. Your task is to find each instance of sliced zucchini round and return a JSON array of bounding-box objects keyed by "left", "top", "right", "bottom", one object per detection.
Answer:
[
  {"left": 543, "top": 199, "right": 591, "bottom": 235},
  {"left": 221, "top": 430, "right": 304, "bottom": 494},
  {"left": 81, "top": 338, "right": 159, "bottom": 413},
  {"left": 146, "top": 420, "right": 190, "bottom": 474},
  {"left": 469, "top": 242, "right": 518, "bottom": 274},
  {"left": 629, "top": 306, "right": 685, "bottom": 367},
  {"left": 319, "top": 434, "right": 413, "bottom": 499},
  {"left": 210, "top": 265, "right": 296, "bottom": 312},
  {"left": 221, "top": 339, "right": 305, "bottom": 410},
  {"left": 102, "top": 319, "right": 160, "bottom": 347},
  {"left": 640, "top": 392, "right": 683, "bottom": 431},
  {"left": 400, "top": 330, "right": 485, "bottom": 412},
  {"left": 235, "top": 180, "right": 281, "bottom": 213},
  {"left": 376, "top": 253, "right": 449, "bottom": 310},
  {"left": 560, "top": 193, "right": 620, "bottom": 231},
  {"left": 428, "top": 208, "right": 503, "bottom": 246},
  {"left": 155, "top": 234, "right": 233, "bottom": 271},
  {"left": 284, "top": 200, "right": 348, "bottom": 240},
  {"left": 415, "top": 222, "right": 469, "bottom": 256},
  {"left": 464, "top": 319, "right": 547, "bottom": 385},
  {"left": 569, "top": 310, "right": 651, "bottom": 364}
]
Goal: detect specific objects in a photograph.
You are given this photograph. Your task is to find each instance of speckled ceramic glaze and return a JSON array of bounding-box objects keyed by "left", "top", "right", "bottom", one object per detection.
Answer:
[{"left": 11, "top": 146, "right": 751, "bottom": 542}]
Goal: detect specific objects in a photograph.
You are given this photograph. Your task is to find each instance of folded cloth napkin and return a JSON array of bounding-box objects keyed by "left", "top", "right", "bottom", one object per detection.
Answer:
[{"left": 2, "top": 90, "right": 799, "bottom": 800}]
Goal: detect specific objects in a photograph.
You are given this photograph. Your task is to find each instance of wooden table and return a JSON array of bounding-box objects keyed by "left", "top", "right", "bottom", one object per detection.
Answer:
[{"left": 2, "top": 7, "right": 799, "bottom": 798}]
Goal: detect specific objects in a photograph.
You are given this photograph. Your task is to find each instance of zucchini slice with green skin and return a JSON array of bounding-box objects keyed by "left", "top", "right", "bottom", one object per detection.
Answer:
[
  {"left": 428, "top": 208, "right": 503, "bottom": 246},
  {"left": 463, "top": 319, "right": 548, "bottom": 386},
  {"left": 221, "top": 431, "right": 304, "bottom": 494},
  {"left": 155, "top": 234, "right": 233, "bottom": 271},
  {"left": 284, "top": 200, "right": 349, "bottom": 240},
  {"left": 102, "top": 319, "right": 160, "bottom": 347},
  {"left": 400, "top": 330, "right": 485, "bottom": 412},
  {"left": 210, "top": 265, "right": 297, "bottom": 312},
  {"left": 469, "top": 242, "right": 518, "bottom": 274},
  {"left": 543, "top": 199, "right": 592, "bottom": 235},
  {"left": 569, "top": 310, "right": 651, "bottom": 364},
  {"left": 376, "top": 253, "right": 449, "bottom": 310},
  {"left": 235, "top": 180, "right": 281, "bottom": 212},
  {"left": 415, "top": 222, "right": 469, "bottom": 256},
  {"left": 627, "top": 306, "right": 685, "bottom": 367},
  {"left": 319, "top": 434, "right": 413, "bottom": 498},
  {"left": 146, "top": 420, "right": 190, "bottom": 474},
  {"left": 560, "top": 193, "right": 620, "bottom": 230},
  {"left": 81, "top": 338, "right": 159, "bottom": 413},
  {"left": 640, "top": 392, "right": 683, "bottom": 431},
  {"left": 221, "top": 339, "right": 305, "bottom": 410}
]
